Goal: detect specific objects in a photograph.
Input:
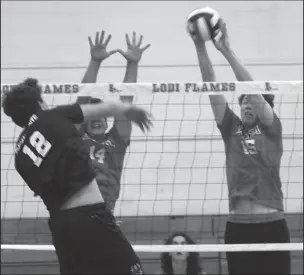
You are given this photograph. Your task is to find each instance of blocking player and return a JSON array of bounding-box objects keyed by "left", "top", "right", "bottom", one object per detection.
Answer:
[
  {"left": 189, "top": 20, "right": 291, "bottom": 274},
  {"left": 78, "top": 31, "right": 150, "bottom": 212},
  {"left": 2, "top": 78, "right": 151, "bottom": 274}
]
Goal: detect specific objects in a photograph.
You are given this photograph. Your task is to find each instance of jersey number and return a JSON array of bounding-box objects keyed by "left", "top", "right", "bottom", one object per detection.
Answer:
[
  {"left": 23, "top": 131, "right": 52, "bottom": 167},
  {"left": 241, "top": 139, "right": 258, "bottom": 155}
]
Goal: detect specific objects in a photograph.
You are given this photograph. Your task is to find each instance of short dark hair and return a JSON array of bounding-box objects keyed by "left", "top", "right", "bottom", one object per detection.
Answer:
[
  {"left": 90, "top": 97, "right": 103, "bottom": 104},
  {"left": 161, "top": 232, "right": 202, "bottom": 275},
  {"left": 76, "top": 96, "right": 103, "bottom": 105},
  {"left": 238, "top": 94, "right": 275, "bottom": 108},
  {"left": 2, "top": 78, "right": 43, "bottom": 127}
]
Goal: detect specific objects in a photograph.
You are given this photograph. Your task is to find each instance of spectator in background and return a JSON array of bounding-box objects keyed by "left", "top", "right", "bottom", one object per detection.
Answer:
[{"left": 157, "top": 232, "right": 206, "bottom": 275}]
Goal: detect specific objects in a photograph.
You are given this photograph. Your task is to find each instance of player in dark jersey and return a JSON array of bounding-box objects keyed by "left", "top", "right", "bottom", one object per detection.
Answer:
[
  {"left": 79, "top": 31, "right": 150, "bottom": 212},
  {"left": 2, "top": 78, "right": 152, "bottom": 274},
  {"left": 189, "top": 20, "right": 290, "bottom": 274}
]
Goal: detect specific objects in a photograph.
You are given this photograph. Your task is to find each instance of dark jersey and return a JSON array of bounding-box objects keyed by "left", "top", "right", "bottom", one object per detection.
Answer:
[
  {"left": 82, "top": 127, "right": 129, "bottom": 211},
  {"left": 218, "top": 104, "right": 284, "bottom": 211},
  {"left": 14, "top": 104, "right": 95, "bottom": 214}
]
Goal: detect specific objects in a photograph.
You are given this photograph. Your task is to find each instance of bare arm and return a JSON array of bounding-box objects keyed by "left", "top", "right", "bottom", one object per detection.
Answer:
[
  {"left": 247, "top": 95, "right": 274, "bottom": 126},
  {"left": 113, "top": 94, "right": 133, "bottom": 143},
  {"left": 215, "top": 20, "right": 253, "bottom": 82},
  {"left": 80, "top": 102, "right": 130, "bottom": 121},
  {"left": 123, "top": 61, "right": 138, "bottom": 83},
  {"left": 114, "top": 32, "right": 150, "bottom": 142},
  {"left": 82, "top": 31, "right": 116, "bottom": 84},
  {"left": 80, "top": 102, "right": 152, "bottom": 133},
  {"left": 209, "top": 19, "right": 252, "bottom": 125},
  {"left": 221, "top": 48, "right": 253, "bottom": 82},
  {"left": 195, "top": 43, "right": 216, "bottom": 83},
  {"left": 191, "top": 28, "right": 228, "bottom": 125},
  {"left": 82, "top": 59, "right": 102, "bottom": 83}
]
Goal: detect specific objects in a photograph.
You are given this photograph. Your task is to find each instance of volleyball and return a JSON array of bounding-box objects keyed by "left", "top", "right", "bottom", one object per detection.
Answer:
[{"left": 187, "top": 7, "right": 221, "bottom": 42}]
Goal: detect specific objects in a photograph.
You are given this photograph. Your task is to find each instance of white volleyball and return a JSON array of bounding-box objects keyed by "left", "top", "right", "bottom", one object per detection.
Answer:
[{"left": 187, "top": 7, "right": 221, "bottom": 42}]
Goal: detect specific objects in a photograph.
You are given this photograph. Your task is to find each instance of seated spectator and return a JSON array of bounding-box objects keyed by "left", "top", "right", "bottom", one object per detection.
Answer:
[{"left": 156, "top": 232, "right": 206, "bottom": 274}]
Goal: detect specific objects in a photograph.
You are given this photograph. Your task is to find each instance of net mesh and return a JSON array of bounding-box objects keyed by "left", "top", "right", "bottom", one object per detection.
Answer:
[{"left": 1, "top": 81, "right": 303, "bottom": 273}]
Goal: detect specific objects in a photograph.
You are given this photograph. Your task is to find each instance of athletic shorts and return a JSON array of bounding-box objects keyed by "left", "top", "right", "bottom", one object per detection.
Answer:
[
  {"left": 48, "top": 203, "right": 144, "bottom": 274},
  {"left": 225, "top": 219, "right": 291, "bottom": 275}
]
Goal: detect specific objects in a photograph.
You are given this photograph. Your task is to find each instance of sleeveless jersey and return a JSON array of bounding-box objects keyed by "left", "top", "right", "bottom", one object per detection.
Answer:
[
  {"left": 14, "top": 104, "right": 95, "bottom": 214},
  {"left": 82, "top": 127, "right": 129, "bottom": 211},
  {"left": 218, "top": 105, "right": 284, "bottom": 211}
]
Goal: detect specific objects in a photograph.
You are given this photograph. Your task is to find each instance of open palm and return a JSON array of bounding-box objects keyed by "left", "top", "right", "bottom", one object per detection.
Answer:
[
  {"left": 117, "top": 32, "right": 150, "bottom": 63},
  {"left": 88, "top": 31, "right": 117, "bottom": 62}
]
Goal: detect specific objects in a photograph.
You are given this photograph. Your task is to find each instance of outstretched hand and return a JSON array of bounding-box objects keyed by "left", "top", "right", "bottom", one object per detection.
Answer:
[
  {"left": 213, "top": 19, "right": 230, "bottom": 51},
  {"left": 117, "top": 32, "right": 151, "bottom": 64},
  {"left": 88, "top": 31, "right": 117, "bottom": 62},
  {"left": 124, "top": 106, "right": 153, "bottom": 133}
]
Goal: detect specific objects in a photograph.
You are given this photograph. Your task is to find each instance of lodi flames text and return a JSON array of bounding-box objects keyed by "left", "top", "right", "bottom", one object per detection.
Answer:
[
  {"left": 1, "top": 84, "right": 79, "bottom": 95},
  {"left": 152, "top": 82, "right": 236, "bottom": 93}
]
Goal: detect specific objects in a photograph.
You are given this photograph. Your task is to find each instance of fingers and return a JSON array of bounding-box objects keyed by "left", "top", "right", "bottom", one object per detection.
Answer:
[
  {"left": 90, "top": 31, "right": 112, "bottom": 46},
  {"left": 125, "top": 33, "right": 131, "bottom": 47},
  {"left": 218, "top": 19, "right": 227, "bottom": 35},
  {"left": 137, "top": 35, "right": 143, "bottom": 47},
  {"left": 99, "top": 30, "right": 105, "bottom": 44},
  {"left": 88, "top": 36, "right": 93, "bottom": 48},
  {"left": 142, "top": 119, "right": 153, "bottom": 132},
  {"left": 222, "top": 21, "right": 228, "bottom": 35},
  {"left": 132, "top": 32, "right": 136, "bottom": 45},
  {"left": 138, "top": 111, "right": 153, "bottom": 132},
  {"left": 141, "top": 43, "right": 151, "bottom": 53},
  {"left": 104, "top": 34, "right": 112, "bottom": 46},
  {"left": 95, "top": 32, "right": 99, "bottom": 45}
]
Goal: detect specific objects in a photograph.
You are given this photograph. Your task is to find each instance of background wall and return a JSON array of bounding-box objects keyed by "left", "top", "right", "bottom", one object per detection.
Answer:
[{"left": 1, "top": 1, "right": 303, "bottom": 84}]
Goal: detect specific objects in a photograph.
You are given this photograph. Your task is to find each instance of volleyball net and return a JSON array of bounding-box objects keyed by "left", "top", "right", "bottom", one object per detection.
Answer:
[{"left": 1, "top": 81, "right": 303, "bottom": 272}]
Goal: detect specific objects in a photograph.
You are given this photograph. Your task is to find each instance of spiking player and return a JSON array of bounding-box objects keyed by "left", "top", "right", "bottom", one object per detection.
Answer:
[
  {"left": 189, "top": 19, "right": 291, "bottom": 274},
  {"left": 78, "top": 31, "right": 150, "bottom": 212},
  {"left": 2, "top": 78, "right": 151, "bottom": 274}
]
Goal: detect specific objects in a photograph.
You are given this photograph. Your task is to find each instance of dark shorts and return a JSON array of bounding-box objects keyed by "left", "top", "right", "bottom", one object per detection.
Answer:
[
  {"left": 48, "top": 203, "right": 143, "bottom": 275},
  {"left": 225, "top": 219, "right": 291, "bottom": 275}
]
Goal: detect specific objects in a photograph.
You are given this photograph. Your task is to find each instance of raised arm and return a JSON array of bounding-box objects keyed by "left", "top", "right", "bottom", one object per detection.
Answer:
[
  {"left": 189, "top": 19, "right": 229, "bottom": 125},
  {"left": 248, "top": 95, "right": 276, "bottom": 128},
  {"left": 214, "top": 20, "right": 253, "bottom": 82},
  {"left": 80, "top": 102, "right": 152, "bottom": 133},
  {"left": 118, "top": 32, "right": 150, "bottom": 83},
  {"left": 214, "top": 21, "right": 276, "bottom": 127},
  {"left": 82, "top": 31, "right": 116, "bottom": 83},
  {"left": 112, "top": 32, "right": 150, "bottom": 142}
]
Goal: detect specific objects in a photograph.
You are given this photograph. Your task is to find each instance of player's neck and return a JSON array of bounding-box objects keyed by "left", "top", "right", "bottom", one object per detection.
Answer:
[
  {"left": 242, "top": 121, "right": 258, "bottom": 131},
  {"left": 172, "top": 260, "right": 187, "bottom": 274}
]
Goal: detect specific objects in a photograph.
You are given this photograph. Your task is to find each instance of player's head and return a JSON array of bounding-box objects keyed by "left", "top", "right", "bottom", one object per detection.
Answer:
[
  {"left": 238, "top": 94, "right": 275, "bottom": 126},
  {"left": 2, "top": 78, "right": 48, "bottom": 128},
  {"left": 161, "top": 232, "right": 202, "bottom": 274},
  {"left": 86, "top": 98, "right": 108, "bottom": 137}
]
